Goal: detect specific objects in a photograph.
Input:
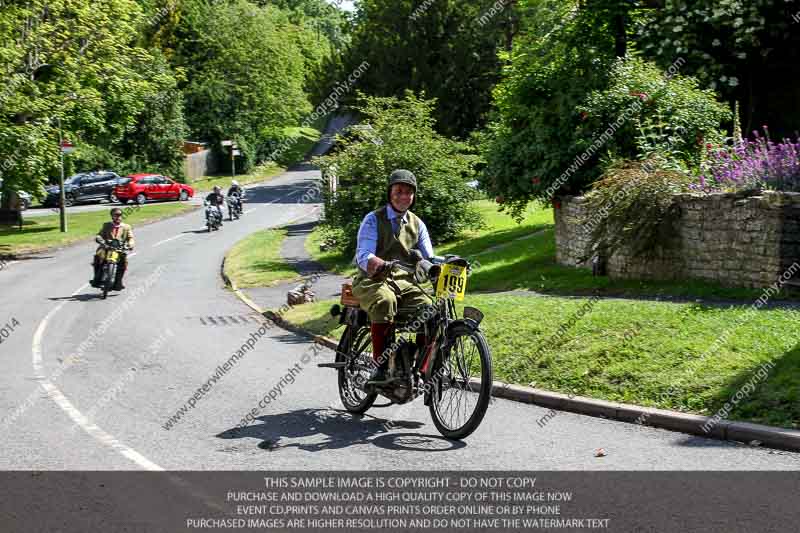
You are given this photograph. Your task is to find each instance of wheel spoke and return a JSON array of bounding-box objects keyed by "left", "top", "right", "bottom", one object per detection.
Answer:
[{"left": 431, "top": 331, "right": 490, "bottom": 436}]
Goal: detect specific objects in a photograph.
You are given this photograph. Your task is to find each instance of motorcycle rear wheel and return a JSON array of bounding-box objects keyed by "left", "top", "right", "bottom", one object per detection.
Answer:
[
  {"left": 428, "top": 325, "right": 493, "bottom": 440},
  {"left": 337, "top": 325, "right": 377, "bottom": 414}
]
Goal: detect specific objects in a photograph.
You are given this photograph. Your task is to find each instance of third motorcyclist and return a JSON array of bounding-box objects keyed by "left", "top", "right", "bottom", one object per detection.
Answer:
[{"left": 227, "top": 180, "right": 243, "bottom": 218}]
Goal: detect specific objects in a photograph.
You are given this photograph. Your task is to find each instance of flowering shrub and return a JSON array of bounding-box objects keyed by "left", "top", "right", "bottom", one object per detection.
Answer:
[{"left": 695, "top": 129, "right": 800, "bottom": 192}]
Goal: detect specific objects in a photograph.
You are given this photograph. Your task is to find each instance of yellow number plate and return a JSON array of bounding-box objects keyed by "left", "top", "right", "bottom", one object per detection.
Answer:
[
  {"left": 106, "top": 250, "right": 119, "bottom": 263},
  {"left": 435, "top": 263, "right": 467, "bottom": 301}
]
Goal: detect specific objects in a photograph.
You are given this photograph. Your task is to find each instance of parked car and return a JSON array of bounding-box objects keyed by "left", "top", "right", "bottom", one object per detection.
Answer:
[
  {"left": 114, "top": 173, "right": 194, "bottom": 205},
  {"left": 0, "top": 179, "right": 32, "bottom": 210},
  {"left": 43, "top": 171, "right": 122, "bottom": 207}
]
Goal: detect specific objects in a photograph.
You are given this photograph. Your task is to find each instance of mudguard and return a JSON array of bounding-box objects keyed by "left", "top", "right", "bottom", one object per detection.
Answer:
[{"left": 445, "top": 318, "right": 481, "bottom": 339}]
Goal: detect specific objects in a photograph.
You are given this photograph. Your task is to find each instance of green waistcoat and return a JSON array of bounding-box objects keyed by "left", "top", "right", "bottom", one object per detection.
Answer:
[{"left": 375, "top": 206, "right": 420, "bottom": 263}]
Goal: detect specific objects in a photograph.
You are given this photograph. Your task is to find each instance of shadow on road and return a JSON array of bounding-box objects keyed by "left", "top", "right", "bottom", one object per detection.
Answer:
[
  {"left": 217, "top": 408, "right": 465, "bottom": 452},
  {"left": 48, "top": 292, "right": 115, "bottom": 302}
]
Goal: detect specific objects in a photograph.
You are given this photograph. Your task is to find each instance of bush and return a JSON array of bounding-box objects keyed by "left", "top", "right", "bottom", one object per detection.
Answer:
[
  {"left": 583, "top": 155, "right": 691, "bottom": 259},
  {"left": 482, "top": 48, "right": 730, "bottom": 220},
  {"left": 695, "top": 130, "right": 800, "bottom": 192},
  {"left": 315, "top": 93, "right": 483, "bottom": 258},
  {"left": 577, "top": 57, "right": 731, "bottom": 172}
]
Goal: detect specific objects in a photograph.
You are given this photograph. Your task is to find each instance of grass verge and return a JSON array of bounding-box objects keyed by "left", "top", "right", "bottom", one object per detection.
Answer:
[
  {"left": 282, "top": 294, "right": 800, "bottom": 429},
  {"left": 225, "top": 229, "right": 303, "bottom": 288},
  {"left": 0, "top": 202, "right": 196, "bottom": 256}
]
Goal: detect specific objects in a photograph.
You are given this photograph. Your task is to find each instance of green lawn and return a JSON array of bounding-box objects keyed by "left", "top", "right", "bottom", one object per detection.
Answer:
[
  {"left": 282, "top": 294, "right": 800, "bottom": 429},
  {"left": 0, "top": 202, "right": 197, "bottom": 256},
  {"left": 305, "top": 227, "right": 358, "bottom": 277},
  {"left": 292, "top": 197, "right": 800, "bottom": 428},
  {"left": 224, "top": 229, "right": 303, "bottom": 288}
]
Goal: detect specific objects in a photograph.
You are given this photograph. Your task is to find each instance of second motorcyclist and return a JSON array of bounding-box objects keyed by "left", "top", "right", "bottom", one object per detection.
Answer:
[{"left": 205, "top": 185, "right": 225, "bottom": 227}]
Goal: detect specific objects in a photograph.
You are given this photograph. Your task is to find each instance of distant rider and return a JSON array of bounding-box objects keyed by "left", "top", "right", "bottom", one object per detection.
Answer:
[
  {"left": 227, "top": 180, "right": 243, "bottom": 215},
  {"left": 205, "top": 185, "right": 225, "bottom": 225},
  {"left": 227, "top": 180, "right": 243, "bottom": 198},
  {"left": 90, "top": 207, "right": 135, "bottom": 290}
]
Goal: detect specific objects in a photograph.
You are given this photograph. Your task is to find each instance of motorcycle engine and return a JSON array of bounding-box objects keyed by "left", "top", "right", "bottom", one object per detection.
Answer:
[{"left": 384, "top": 341, "right": 417, "bottom": 403}]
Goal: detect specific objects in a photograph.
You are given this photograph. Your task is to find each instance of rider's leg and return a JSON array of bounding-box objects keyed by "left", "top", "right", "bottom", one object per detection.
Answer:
[
  {"left": 353, "top": 279, "right": 399, "bottom": 381},
  {"left": 112, "top": 255, "right": 127, "bottom": 291},
  {"left": 370, "top": 323, "right": 392, "bottom": 364},
  {"left": 91, "top": 251, "right": 104, "bottom": 287}
]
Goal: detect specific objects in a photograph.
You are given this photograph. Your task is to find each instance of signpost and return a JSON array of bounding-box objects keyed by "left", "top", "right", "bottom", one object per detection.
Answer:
[
  {"left": 222, "top": 140, "right": 239, "bottom": 179},
  {"left": 57, "top": 118, "right": 73, "bottom": 232}
]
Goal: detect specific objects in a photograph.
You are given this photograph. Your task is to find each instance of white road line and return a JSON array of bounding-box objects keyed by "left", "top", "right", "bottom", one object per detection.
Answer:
[
  {"left": 243, "top": 209, "right": 256, "bottom": 214},
  {"left": 32, "top": 282, "right": 164, "bottom": 471},
  {"left": 152, "top": 234, "right": 186, "bottom": 247}
]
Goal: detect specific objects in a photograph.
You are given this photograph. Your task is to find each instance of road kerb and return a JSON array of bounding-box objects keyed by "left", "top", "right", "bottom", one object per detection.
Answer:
[{"left": 220, "top": 259, "right": 800, "bottom": 453}]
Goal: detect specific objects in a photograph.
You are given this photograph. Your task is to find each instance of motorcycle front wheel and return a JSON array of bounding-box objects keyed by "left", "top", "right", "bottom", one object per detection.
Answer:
[
  {"left": 101, "top": 263, "right": 116, "bottom": 300},
  {"left": 428, "top": 325, "right": 493, "bottom": 440},
  {"left": 337, "top": 325, "right": 377, "bottom": 414}
]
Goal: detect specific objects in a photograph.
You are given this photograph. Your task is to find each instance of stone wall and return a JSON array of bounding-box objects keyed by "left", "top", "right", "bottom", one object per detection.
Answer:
[{"left": 554, "top": 191, "right": 800, "bottom": 288}]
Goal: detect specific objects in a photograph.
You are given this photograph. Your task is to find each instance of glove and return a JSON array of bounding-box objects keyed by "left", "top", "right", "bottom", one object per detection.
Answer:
[
  {"left": 95, "top": 236, "right": 104, "bottom": 245},
  {"left": 409, "top": 249, "right": 423, "bottom": 264}
]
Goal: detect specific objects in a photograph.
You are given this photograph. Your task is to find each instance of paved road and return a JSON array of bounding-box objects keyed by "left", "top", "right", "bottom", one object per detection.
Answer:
[
  {"left": 24, "top": 196, "right": 204, "bottom": 218},
  {"left": 2, "top": 167, "right": 800, "bottom": 471}
]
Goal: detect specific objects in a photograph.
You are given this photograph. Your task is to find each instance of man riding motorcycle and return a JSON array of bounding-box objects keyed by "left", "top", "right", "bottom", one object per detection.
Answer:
[
  {"left": 90, "top": 207, "right": 135, "bottom": 291},
  {"left": 205, "top": 185, "right": 225, "bottom": 226},
  {"left": 227, "top": 180, "right": 243, "bottom": 198},
  {"left": 352, "top": 169, "right": 434, "bottom": 384},
  {"left": 227, "top": 180, "right": 244, "bottom": 218}
]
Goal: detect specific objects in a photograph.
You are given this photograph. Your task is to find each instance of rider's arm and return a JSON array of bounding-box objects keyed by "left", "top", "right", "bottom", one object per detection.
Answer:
[
  {"left": 126, "top": 226, "right": 136, "bottom": 250},
  {"left": 417, "top": 219, "right": 434, "bottom": 259},
  {"left": 355, "top": 212, "right": 384, "bottom": 276},
  {"left": 95, "top": 223, "right": 108, "bottom": 244}
]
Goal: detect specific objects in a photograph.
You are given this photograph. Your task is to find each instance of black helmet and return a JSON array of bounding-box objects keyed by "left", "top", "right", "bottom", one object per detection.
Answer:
[
  {"left": 387, "top": 169, "right": 417, "bottom": 209},
  {"left": 388, "top": 169, "right": 417, "bottom": 191}
]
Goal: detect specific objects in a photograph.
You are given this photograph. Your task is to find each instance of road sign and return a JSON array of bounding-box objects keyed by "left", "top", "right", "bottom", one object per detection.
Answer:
[
  {"left": 232, "top": 150, "right": 241, "bottom": 156},
  {"left": 60, "top": 140, "right": 75, "bottom": 154},
  {"left": 221, "top": 140, "right": 233, "bottom": 147}
]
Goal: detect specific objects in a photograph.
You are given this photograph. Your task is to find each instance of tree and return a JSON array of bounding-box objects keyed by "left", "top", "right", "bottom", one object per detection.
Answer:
[
  {"left": 316, "top": 93, "right": 483, "bottom": 256},
  {"left": 336, "top": 0, "right": 517, "bottom": 138},
  {"left": 0, "top": 0, "right": 187, "bottom": 206},
  {"left": 171, "top": 0, "right": 324, "bottom": 171},
  {"left": 637, "top": 0, "right": 800, "bottom": 137}
]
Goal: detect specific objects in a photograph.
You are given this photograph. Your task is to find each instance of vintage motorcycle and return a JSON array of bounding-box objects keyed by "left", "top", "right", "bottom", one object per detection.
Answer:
[
  {"left": 98, "top": 239, "right": 130, "bottom": 300},
  {"left": 204, "top": 201, "right": 223, "bottom": 232},
  {"left": 323, "top": 255, "right": 492, "bottom": 440}
]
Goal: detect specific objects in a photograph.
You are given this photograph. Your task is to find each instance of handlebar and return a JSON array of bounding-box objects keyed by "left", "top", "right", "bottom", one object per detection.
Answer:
[
  {"left": 379, "top": 258, "right": 442, "bottom": 283},
  {"left": 102, "top": 240, "right": 131, "bottom": 252}
]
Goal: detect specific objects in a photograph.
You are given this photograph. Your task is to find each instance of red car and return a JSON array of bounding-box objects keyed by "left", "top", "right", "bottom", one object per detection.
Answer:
[{"left": 114, "top": 173, "right": 194, "bottom": 205}]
